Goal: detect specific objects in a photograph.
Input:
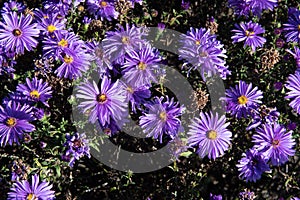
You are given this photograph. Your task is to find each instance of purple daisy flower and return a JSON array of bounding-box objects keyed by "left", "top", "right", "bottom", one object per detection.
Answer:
[
  {"left": 123, "top": 82, "right": 151, "bottom": 113},
  {"left": 0, "top": 101, "right": 35, "bottom": 147},
  {"left": 86, "top": 0, "right": 119, "bottom": 21},
  {"left": 187, "top": 112, "right": 232, "bottom": 160},
  {"left": 36, "top": 13, "right": 66, "bottom": 37},
  {"left": 179, "top": 27, "right": 230, "bottom": 81},
  {"left": 7, "top": 174, "right": 55, "bottom": 200},
  {"left": 103, "top": 24, "right": 148, "bottom": 64},
  {"left": 224, "top": 80, "right": 263, "bottom": 118},
  {"left": 139, "top": 97, "right": 185, "bottom": 143},
  {"left": 64, "top": 132, "right": 91, "bottom": 167},
  {"left": 253, "top": 123, "right": 295, "bottom": 166},
  {"left": 43, "top": 0, "right": 72, "bottom": 17},
  {"left": 237, "top": 148, "right": 270, "bottom": 182},
  {"left": 85, "top": 40, "right": 113, "bottom": 75},
  {"left": 123, "top": 44, "right": 162, "bottom": 88},
  {"left": 43, "top": 31, "right": 82, "bottom": 59},
  {"left": 283, "top": 8, "right": 300, "bottom": 43},
  {"left": 228, "top": 0, "right": 277, "bottom": 17},
  {"left": 55, "top": 45, "right": 91, "bottom": 79},
  {"left": 1, "top": 1, "right": 26, "bottom": 14},
  {"left": 285, "top": 73, "right": 300, "bottom": 114},
  {"left": 76, "top": 76, "right": 127, "bottom": 125},
  {"left": 16, "top": 77, "right": 52, "bottom": 107},
  {"left": 232, "top": 21, "right": 266, "bottom": 52},
  {"left": 286, "top": 46, "right": 300, "bottom": 69},
  {"left": 0, "top": 12, "right": 40, "bottom": 55},
  {"left": 247, "top": 105, "right": 279, "bottom": 130}
]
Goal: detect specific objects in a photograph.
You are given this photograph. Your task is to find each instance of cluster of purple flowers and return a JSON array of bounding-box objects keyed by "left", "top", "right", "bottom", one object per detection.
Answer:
[
  {"left": 223, "top": 80, "right": 295, "bottom": 182},
  {"left": 179, "top": 27, "right": 230, "bottom": 81},
  {"left": 0, "top": 77, "right": 52, "bottom": 147}
]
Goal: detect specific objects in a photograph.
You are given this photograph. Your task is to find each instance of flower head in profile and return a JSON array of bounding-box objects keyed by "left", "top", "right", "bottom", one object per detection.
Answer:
[
  {"left": 285, "top": 73, "right": 300, "bottom": 114},
  {"left": 11, "top": 159, "right": 29, "bottom": 181},
  {"left": 16, "top": 77, "right": 52, "bottom": 107},
  {"left": 7, "top": 174, "right": 55, "bottom": 200},
  {"left": 247, "top": 105, "right": 279, "bottom": 130},
  {"left": 0, "top": 12, "right": 40, "bottom": 55},
  {"left": 253, "top": 123, "right": 295, "bottom": 166},
  {"left": 1, "top": 1, "right": 26, "bottom": 14},
  {"left": 76, "top": 76, "right": 128, "bottom": 126},
  {"left": 103, "top": 24, "right": 148, "bottom": 64},
  {"left": 139, "top": 97, "right": 185, "bottom": 143},
  {"left": 228, "top": 0, "right": 277, "bottom": 17},
  {"left": 0, "top": 101, "right": 35, "bottom": 147},
  {"left": 179, "top": 27, "right": 230, "bottom": 81},
  {"left": 237, "top": 148, "right": 270, "bottom": 182},
  {"left": 286, "top": 46, "right": 300, "bottom": 69},
  {"left": 283, "top": 8, "right": 300, "bottom": 43},
  {"left": 64, "top": 132, "right": 91, "bottom": 167},
  {"left": 188, "top": 112, "right": 232, "bottom": 160},
  {"left": 232, "top": 21, "right": 266, "bottom": 51},
  {"left": 224, "top": 80, "right": 263, "bottom": 118},
  {"left": 123, "top": 44, "right": 162, "bottom": 88},
  {"left": 87, "top": 0, "right": 119, "bottom": 21}
]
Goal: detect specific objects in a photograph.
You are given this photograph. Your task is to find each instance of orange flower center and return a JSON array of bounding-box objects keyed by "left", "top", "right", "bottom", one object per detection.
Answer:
[
  {"left": 272, "top": 139, "right": 280, "bottom": 148},
  {"left": 159, "top": 111, "right": 167, "bottom": 121},
  {"left": 138, "top": 62, "right": 147, "bottom": 70},
  {"left": 97, "top": 94, "right": 107, "bottom": 103},
  {"left": 206, "top": 130, "right": 218, "bottom": 140},
  {"left": 12, "top": 29, "right": 22, "bottom": 37},
  {"left": 6, "top": 117, "right": 16, "bottom": 127},
  {"left": 195, "top": 40, "right": 200, "bottom": 45},
  {"left": 126, "top": 87, "right": 134, "bottom": 93},
  {"left": 121, "top": 36, "right": 130, "bottom": 44},
  {"left": 101, "top": 1, "right": 107, "bottom": 6},
  {"left": 27, "top": 193, "right": 38, "bottom": 200},
  {"left": 63, "top": 55, "right": 73, "bottom": 64},
  {"left": 245, "top": 30, "right": 255, "bottom": 37},
  {"left": 238, "top": 95, "right": 248, "bottom": 105}
]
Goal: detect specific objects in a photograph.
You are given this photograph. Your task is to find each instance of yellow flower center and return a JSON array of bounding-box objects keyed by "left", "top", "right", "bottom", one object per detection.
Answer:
[
  {"left": 12, "top": 29, "right": 22, "bottom": 37},
  {"left": 27, "top": 193, "right": 38, "bottom": 200},
  {"left": 30, "top": 90, "right": 40, "bottom": 99},
  {"left": 6, "top": 117, "right": 16, "bottom": 127},
  {"left": 238, "top": 95, "right": 248, "bottom": 105},
  {"left": 43, "top": 15, "right": 49, "bottom": 19},
  {"left": 47, "top": 24, "right": 56, "bottom": 33},
  {"left": 58, "top": 39, "right": 68, "bottom": 47},
  {"left": 101, "top": 1, "right": 107, "bottom": 6},
  {"left": 298, "top": 24, "right": 300, "bottom": 31},
  {"left": 126, "top": 87, "right": 134, "bottom": 93},
  {"left": 245, "top": 30, "right": 255, "bottom": 37},
  {"left": 138, "top": 62, "right": 147, "bottom": 70},
  {"left": 206, "top": 130, "right": 218, "bottom": 140},
  {"left": 97, "top": 94, "right": 107, "bottom": 103},
  {"left": 199, "top": 51, "right": 208, "bottom": 58},
  {"left": 159, "top": 111, "right": 167, "bottom": 121},
  {"left": 195, "top": 40, "right": 200, "bottom": 45},
  {"left": 272, "top": 139, "right": 280, "bottom": 148},
  {"left": 121, "top": 36, "right": 130, "bottom": 44},
  {"left": 63, "top": 55, "right": 73, "bottom": 64}
]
